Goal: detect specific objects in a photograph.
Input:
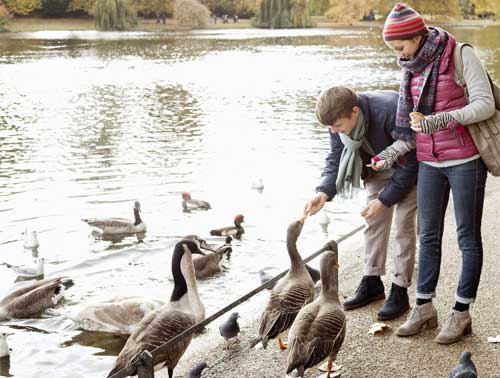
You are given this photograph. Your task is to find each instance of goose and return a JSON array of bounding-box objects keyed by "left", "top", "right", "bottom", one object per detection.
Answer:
[
  {"left": 0, "top": 332, "right": 12, "bottom": 358},
  {"left": 183, "top": 236, "right": 233, "bottom": 279},
  {"left": 210, "top": 214, "right": 245, "bottom": 238},
  {"left": 107, "top": 240, "right": 206, "bottom": 378},
  {"left": 182, "top": 192, "right": 211, "bottom": 211},
  {"left": 253, "top": 219, "right": 314, "bottom": 350},
  {"left": 66, "top": 297, "right": 165, "bottom": 334},
  {"left": 22, "top": 228, "right": 39, "bottom": 250},
  {"left": 0, "top": 277, "right": 74, "bottom": 321},
  {"left": 82, "top": 201, "right": 146, "bottom": 236},
  {"left": 286, "top": 250, "right": 346, "bottom": 378}
]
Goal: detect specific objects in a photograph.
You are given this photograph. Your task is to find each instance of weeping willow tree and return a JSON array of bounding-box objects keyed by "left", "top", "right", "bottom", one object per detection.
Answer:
[
  {"left": 0, "top": 4, "right": 8, "bottom": 32},
  {"left": 95, "top": 0, "right": 138, "bottom": 30},
  {"left": 254, "top": 0, "right": 311, "bottom": 28}
]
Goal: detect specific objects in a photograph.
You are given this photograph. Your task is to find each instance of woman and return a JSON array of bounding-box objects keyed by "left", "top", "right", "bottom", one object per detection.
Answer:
[{"left": 375, "top": 3, "right": 495, "bottom": 344}]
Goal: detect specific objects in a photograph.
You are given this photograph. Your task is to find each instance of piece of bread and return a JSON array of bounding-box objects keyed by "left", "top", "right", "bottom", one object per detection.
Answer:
[{"left": 409, "top": 112, "right": 425, "bottom": 123}]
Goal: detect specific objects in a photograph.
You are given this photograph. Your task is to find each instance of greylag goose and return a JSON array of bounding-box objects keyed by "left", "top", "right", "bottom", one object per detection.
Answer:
[
  {"left": 0, "top": 277, "right": 74, "bottom": 321},
  {"left": 210, "top": 214, "right": 245, "bottom": 237},
  {"left": 107, "top": 239, "right": 205, "bottom": 378},
  {"left": 182, "top": 192, "right": 211, "bottom": 211},
  {"left": 259, "top": 264, "right": 320, "bottom": 290},
  {"left": 66, "top": 296, "right": 165, "bottom": 334},
  {"left": 286, "top": 249, "right": 346, "bottom": 378},
  {"left": 254, "top": 219, "right": 314, "bottom": 350},
  {"left": 0, "top": 331, "right": 12, "bottom": 358},
  {"left": 82, "top": 201, "right": 146, "bottom": 236}
]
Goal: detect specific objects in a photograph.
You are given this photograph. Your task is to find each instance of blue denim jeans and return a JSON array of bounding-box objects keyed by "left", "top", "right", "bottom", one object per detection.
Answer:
[{"left": 416, "top": 158, "right": 487, "bottom": 304}]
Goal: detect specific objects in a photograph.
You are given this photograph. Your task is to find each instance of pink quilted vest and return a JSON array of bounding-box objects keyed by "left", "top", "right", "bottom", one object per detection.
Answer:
[{"left": 411, "top": 35, "right": 479, "bottom": 162}]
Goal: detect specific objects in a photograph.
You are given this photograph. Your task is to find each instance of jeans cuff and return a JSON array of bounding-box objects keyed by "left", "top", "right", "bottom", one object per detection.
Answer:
[
  {"left": 365, "top": 266, "right": 385, "bottom": 276},
  {"left": 456, "top": 294, "right": 475, "bottom": 304},
  {"left": 416, "top": 292, "right": 436, "bottom": 300}
]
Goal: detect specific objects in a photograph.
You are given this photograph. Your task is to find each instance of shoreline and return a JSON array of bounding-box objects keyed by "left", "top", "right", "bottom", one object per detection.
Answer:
[{"left": 1, "top": 16, "right": 499, "bottom": 33}]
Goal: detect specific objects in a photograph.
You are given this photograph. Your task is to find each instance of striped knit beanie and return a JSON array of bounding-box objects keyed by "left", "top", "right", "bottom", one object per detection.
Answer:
[{"left": 383, "top": 3, "right": 428, "bottom": 41}]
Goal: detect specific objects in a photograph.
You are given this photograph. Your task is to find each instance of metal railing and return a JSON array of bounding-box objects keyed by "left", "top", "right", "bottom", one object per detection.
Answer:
[{"left": 109, "top": 224, "right": 364, "bottom": 378}]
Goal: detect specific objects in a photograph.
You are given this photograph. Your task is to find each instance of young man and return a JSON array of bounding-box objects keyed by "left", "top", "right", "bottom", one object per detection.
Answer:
[{"left": 304, "top": 86, "right": 418, "bottom": 320}]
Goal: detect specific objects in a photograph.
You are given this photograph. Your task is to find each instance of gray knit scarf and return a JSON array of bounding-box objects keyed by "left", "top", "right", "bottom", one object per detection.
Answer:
[{"left": 336, "top": 112, "right": 375, "bottom": 198}]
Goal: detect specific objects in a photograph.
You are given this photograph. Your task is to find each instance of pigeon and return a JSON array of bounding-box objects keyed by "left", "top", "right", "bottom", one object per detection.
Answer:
[
  {"left": 219, "top": 312, "right": 240, "bottom": 349},
  {"left": 448, "top": 351, "right": 478, "bottom": 378},
  {"left": 187, "top": 362, "right": 208, "bottom": 378}
]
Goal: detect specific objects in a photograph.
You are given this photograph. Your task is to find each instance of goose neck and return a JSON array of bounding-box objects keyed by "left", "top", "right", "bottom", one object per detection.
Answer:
[{"left": 133, "top": 208, "right": 142, "bottom": 226}]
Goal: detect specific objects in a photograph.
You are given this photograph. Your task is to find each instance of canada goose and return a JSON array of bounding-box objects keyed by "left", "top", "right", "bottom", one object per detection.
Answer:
[
  {"left": 67, "top": 297, "right": 165, "bottom": 334},
  {"left": 210, "top": 214, "right": 245, "bottom": 237},
  {"left": 82, "top": 201, "right": 146, "bottom": 236},
  {"left": 182, "top": 236, "right": 232, "bottom": 279},
  {"left": 182, "top": 192, "right": 211, "bottom": 211},
  {"left": 254, "top": 219, "right": 314, "bottom": 350},
  {"left": 286, "top": 249, "right": 346, "bottom": 378},
  {"left": 0, "top": 332, "right": 12, "bottom": 358},
  {"left": 0, "top": 277, "right": 74, "bottom": 321},
  {"left": 22, "top": 228, "right": 39, "bottom": 250},
  {"left": 107, "top": 240, "right": 205, "bottom": 378}
]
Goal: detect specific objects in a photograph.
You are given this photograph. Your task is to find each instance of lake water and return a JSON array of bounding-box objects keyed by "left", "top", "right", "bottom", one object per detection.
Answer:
[{"left": 0, "top": 24, "right": 499, "bottom": 378}]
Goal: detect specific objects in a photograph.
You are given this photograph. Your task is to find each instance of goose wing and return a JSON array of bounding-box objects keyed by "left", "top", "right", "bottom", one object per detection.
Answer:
[
  {"left": 258, "top": 282, "right": 314, "bottom": 342},
  {"left": 1, "top": 277, "right": 66, "bottom": 306},
  {"left": 3, "top": 278, "right": 68, "bottom": 318},
  {"left": 82, "top": 218, "right": 137, "bottom": 233},
  {"left": 109, "top": 309, "right": 196, "bottom": 377},
  {"left": 287, "top": 304, "right": 346, "bottom": 373},
  {"left": 192, "top": 253, "right": 221, "bottom": 279}
]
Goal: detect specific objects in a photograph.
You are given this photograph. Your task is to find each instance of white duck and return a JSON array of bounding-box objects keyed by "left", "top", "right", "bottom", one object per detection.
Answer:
[
  {"left": 318, "top": 210, "right": 330, "bottom": 227},
  {"left": 0, "top": 277, "right": 74, "bottom": 321},
  {"left": 67, "top": 296, "right": 165, "bottom": 334},
  {"left": 107, "top": 239, "right": 205, "bottom": 378},
  {"left": 82, "top": 201, "right": 146, "bottom": 236}
]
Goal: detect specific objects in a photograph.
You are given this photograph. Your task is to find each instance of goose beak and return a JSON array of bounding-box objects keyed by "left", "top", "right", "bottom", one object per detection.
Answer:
[
  {"left": 298, "top": 216, "right": 306, "bottom": 225},
  {"left": 199, "top": 240, "right": 217, "bottom": 253}
]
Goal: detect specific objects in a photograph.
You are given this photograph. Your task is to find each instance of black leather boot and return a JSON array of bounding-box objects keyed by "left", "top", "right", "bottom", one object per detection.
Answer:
[
  {"left": 343, "top": 275, "right": 385, "bottom": 310},
  {"left": 377, "top": 283, "right": 410, "bottom": 320}
]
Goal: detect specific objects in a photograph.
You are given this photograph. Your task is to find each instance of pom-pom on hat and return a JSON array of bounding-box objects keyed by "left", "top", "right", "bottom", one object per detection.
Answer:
[{"left": 383, "top": 3, "right": 428, "bottom": 41}]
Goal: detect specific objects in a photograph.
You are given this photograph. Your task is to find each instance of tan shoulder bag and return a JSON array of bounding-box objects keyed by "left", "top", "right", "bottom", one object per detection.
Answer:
[{"left": 454, "top": 42, "right": 500, "bottom": 176}]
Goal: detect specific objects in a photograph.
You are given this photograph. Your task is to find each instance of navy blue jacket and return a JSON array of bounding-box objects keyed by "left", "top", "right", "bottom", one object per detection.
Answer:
[{"left": 316, "top": 90, "right": 417, "bottom": 207}]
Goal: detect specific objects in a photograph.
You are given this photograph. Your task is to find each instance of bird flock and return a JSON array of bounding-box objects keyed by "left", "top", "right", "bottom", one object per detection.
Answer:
[{"left": 0, "top": 189, "right": 479, "bottom": 378}]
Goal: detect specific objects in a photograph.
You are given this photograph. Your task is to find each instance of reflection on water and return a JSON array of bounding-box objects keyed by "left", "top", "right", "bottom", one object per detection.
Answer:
[{"left": 0, "top": 25, "right": 499, "bottom": 378}]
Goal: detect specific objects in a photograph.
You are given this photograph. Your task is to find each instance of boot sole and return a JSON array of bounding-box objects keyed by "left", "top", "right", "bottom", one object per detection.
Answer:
[
  {"left": 343, "top": 293, "right": 386, "bottom": 311},
  {"left": 376, "top": 303, "right": 410, "bottom": 321}
]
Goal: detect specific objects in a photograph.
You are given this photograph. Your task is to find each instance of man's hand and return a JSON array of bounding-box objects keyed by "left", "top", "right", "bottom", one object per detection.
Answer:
[
  {"left": 360, "top": 199, "right": 385, "bottom": 220},
  {"left": 304, "top": 192, "right": 328, "bottom": 217}
]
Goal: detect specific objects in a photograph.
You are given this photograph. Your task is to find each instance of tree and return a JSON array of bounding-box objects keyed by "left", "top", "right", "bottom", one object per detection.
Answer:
[
  {"left": 131, "top": 0, "right": 174, "bottom": 16},
  {"left": 174, "top": 0, "right": 210, "bottom": 27},
  {"left": 41, "top": 0, "right": 71, "bottom": 16},
  {"left": 95, "top": 0, "right": 138, "bottom": 30},
  {"left": 68, "top": 0, "right": 97, "bottom": 15},
  {"left": 254, "top": 0, "right": 311, "bottom": 28},
  {"left": 3, "top": 0, "right": 42, "bottom": 15},
  {"left": 0, "top": 4, "right": 8, "bottom": 31}
]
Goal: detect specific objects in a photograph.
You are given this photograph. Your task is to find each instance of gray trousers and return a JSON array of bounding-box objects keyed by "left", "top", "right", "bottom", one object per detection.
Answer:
[{"left": 363, "top": 171, "right": 417, "bottom": 288}]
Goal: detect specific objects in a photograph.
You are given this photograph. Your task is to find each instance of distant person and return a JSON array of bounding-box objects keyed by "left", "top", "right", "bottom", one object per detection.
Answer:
[
  {"left": 380, "top": 3, "right": 495, "bottom": 344},
  {"left": 303, "top": 86, "right": 418, "bottom": 321},
  {"left": 233, "top": 14, "right": 238, "bottom": 23},
  {"left": 223, "top": 14, "right": 228, "bottom": 24},
  {"left": 213, "top": 14, "right": 217, "bottom": 24},
  {"left": 161, "top": 12, "right": 166, "bottom": 24}
]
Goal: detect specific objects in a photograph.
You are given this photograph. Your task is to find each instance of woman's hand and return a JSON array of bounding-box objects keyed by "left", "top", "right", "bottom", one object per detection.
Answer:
[
  {"left": 304, "top": 192, "right": 328, "bottom": 217},
  {"left": 410, "top": 112, "right": 453, "bottom": 135}
]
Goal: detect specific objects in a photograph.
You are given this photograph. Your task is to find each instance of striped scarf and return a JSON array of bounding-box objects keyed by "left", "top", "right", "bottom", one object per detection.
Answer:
[{"left": 393, "top": 27, "right": 449, "bottom": 141}]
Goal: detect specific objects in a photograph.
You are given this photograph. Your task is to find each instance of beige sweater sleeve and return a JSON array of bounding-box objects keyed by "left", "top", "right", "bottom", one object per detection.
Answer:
[{"left": 448, "top": 46, "right": 496, "bottom": 125}]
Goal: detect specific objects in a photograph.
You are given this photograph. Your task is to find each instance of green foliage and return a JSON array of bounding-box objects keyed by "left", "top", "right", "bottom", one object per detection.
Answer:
[
  {"left": 254, "top": 0, "right": 311, "bottom": 28},
  {"left": 198, "top": 0, "right": 256, "bottom": 17},
  {"left": 3, "top": 0, "right": 42, "bottom": 16},
  {"left": 131, "top": 0, "right": 174, "bottom": 15},
  {"left": 68, "top": 0, "right": 97, "bottom": 15},
  {"left": 174, "top": 0, "right": 210, "bottom": 27},
  {"left": 41, "top": 0, "right": 71, "bottom": 16},
  {"left": 95, "top": 0, "right": 138, "bottom": 30},
  {"left": 308, "top": 0, "right": 328, "bottom": 16}
]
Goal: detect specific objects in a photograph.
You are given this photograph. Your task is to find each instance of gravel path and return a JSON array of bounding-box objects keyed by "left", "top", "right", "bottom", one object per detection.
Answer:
[{"left": 160, "top": 177, "right": 500, "bottom": 378}]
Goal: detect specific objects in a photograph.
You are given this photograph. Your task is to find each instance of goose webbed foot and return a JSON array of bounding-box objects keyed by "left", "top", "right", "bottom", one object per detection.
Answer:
[{"left": 278, "top": 336, "right": 287, "bottom": 350}]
